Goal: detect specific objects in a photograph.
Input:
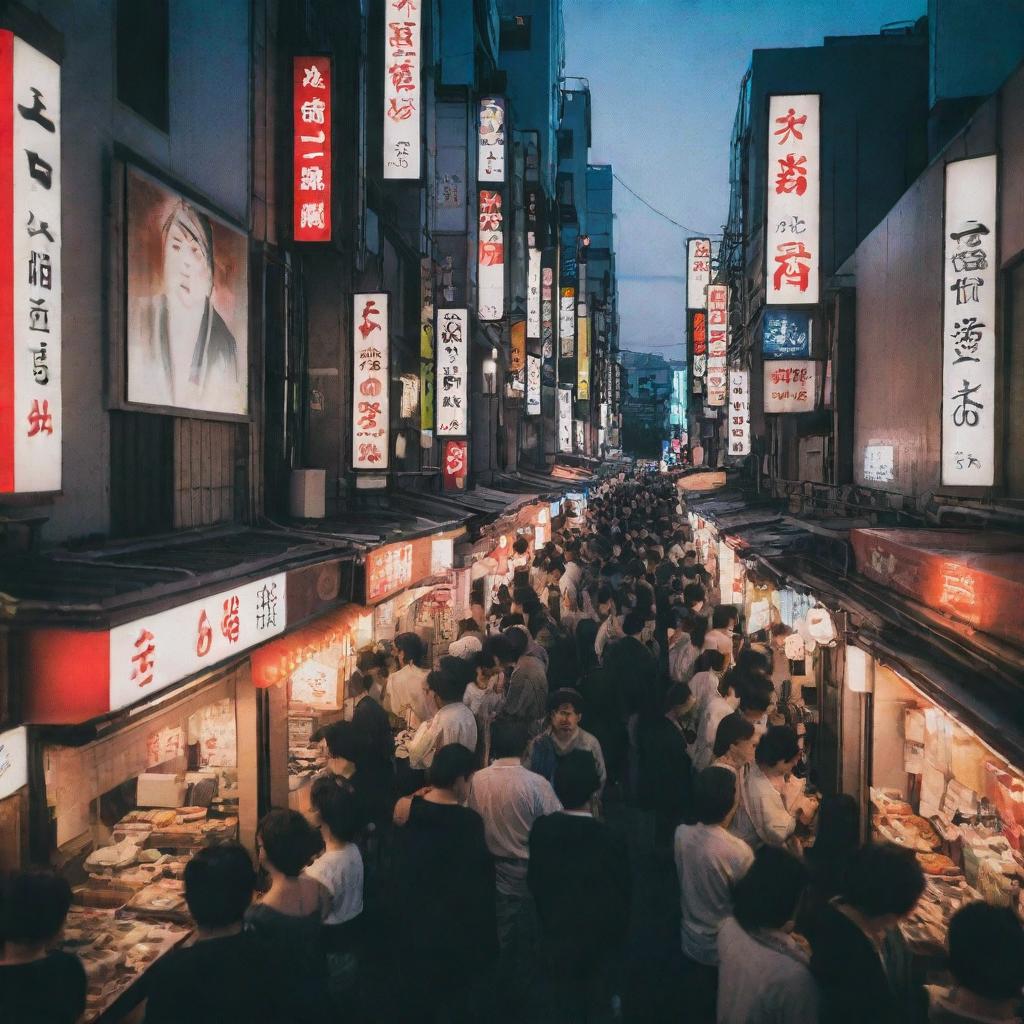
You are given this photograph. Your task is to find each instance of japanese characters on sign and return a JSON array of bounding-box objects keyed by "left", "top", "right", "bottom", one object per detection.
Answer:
[
  {"left": 863, "top": 444, "right": 895, "bottom": 483},
  {"left": 420, "top": 258, "right": 435, "bottom": 432},
  {"left": 686, "top": 237, "right": 711, "bottom": 310},
  {"left": 366, "top": 542, "right": 414, "bottom": 603},
  {"left": 0, "top": 726, "right": 27, "bottom": 800},
  {"left": 763, "top": 360, "right": 818, "bottom": 413},
  {"left": 727, "top": 369, "right": 750, "bottom": 456},
  {"left": 766, "top": 94, "right": 819, "bottom": 305},
  {"left": 574, "top": 420, "right": 584, "bottom": 452},
  {"left": 706, "top": 284, "right": 728, "bottom": 406},
  {"left": 763, "top": 308, "right": 811, "bottom": 359},
  {"left": 436, "top": 308, "right": 468, "bottom": 436},
  {"left": 293, "top": 57, "right": 331, "bottom": 242},
  {"left": 478, "top": 96, "right": 505, "bottom": 183},
  {"left": 577, "top": 314, "right": 590, "bottom": 400},
  {"left": 383, "top": 0, "right": 421, "bottom": 179},
  {"left": 559, "top": 287, "right": 575, "bottom": 358},
  {"left": 0, "top": 32, "right": 61, "bottom": 494},
  {"left": 109, "top": 574, "right": 287, "bottom": 711},
  {"left": 442, "top": 439, "right": 468, "bottom": 491},
  {"left": 942, "top": 156, "right": 996, "bottom": 486},
  {"left": 541, "top": 257, "right": 556, "bottom": 384},
  {"left": 558, "top": 386, "right": 573, "bottom": 452},
  {"left": 526, "top": 354, "right": 541, "bottom": 415},
  {"left": 478, "top": 190, "right": 504, "bottom": 320},
  {"left": 352, "top": 293, "right": 390, "bottom": 469},
  {"left": 690, "top": 310, "right": 707, "bottom": 390},
  {"left": 527, "top": 248, "right": 541, "bottom": 338}
]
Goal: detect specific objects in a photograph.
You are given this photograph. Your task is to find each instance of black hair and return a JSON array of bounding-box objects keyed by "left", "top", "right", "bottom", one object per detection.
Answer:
[
  {"left": 321, "top": 720, "right": 362, "bottom": 764},
  {"left": 512, "top": 586, "right": 535, "bottom": 608},
  {"left": 664, "top": 681, "right": 693, "bottom": 712},
  {"left": 755, "top": 725, "right": 799, "bottom": 767},
  {"left": 808, "top": 794, "right": 860, "bottom": 865},
  {"left": 683, "top": 582, "right": 706, "bottom": 606},
  {"left": 257, "top": 809, "right": 321, "bottom": 877},
  {"left": 182, "top": 844, "right": 256, "bottom": 929},
  {"left": 0, "top": 869, "right": 73, "bottom": 945},
  {"left": 438, "top": 654, "right": 475, "bottom": 691},
  {"left": 500, "top": 613, "right": 526, "bottom": 630},
  {"left": 695, "top": 649, "right": 726, "bottom": 674},
  {"left": 394, "top": 631, "right": 427, "bottom": 667},
  {"left": 693, "top": 766, "right": 738, "bottom": 825},
  {"left": 947, "top": 901, "right": 1024, "bottom": 1000},
  {"left": 310, "top": 777, "right": 361, "bottom": 843},
  {"left": 733, "top": 847, "right": 808, "bottom": 931},
  {"left": 711, "top": 604, "right": 738, "bottom": 630},
  {"left": 457, "top": 618, "right": 481, "bottom": 638},
  {"left": 428, "top": 743, "right": 478, "bottom": 789},
  {"left": 841, "top": 842, "right": 926, "bottom": 919},
  {"left": 548, "top": 687, "right": 584, "bottom": 715},
  {"left": 735, "top": 647, "right": 772, "bottom": 677},
  {"left": 427, "top": 665, "right": 469, "bottom": 704},
  {"left": 356, "top": 649, "right": 385, "bottom": 677},
  {"left": 552, "top": 749, "right": 601, "bottom": 809},
  {"left": 483, "top": 633, "right": 516, "bottom": 666},
  {"left": 502, "top": 625, "right": 529, "bottom": 660},
  {"left": 713, "top": 712, "right": 756, "bottom": 758},
  {"left": 596, "top": 584, "right": 619, "bottom": 609},
  {"left": 622, "top": 609, "right": 646, "bottom": 636},
  {"left": 512, "top": 536, "right": 530, "bottom": 555},
  {"left": 489, "top": 718, "right": 530, "bottom": 760},
  {"left": 740, "top": 687, "right": 771, "bottom": 715}
]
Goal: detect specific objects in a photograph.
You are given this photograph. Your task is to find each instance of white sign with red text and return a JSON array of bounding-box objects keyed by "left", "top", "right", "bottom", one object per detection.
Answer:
[
  {"left": 478, "top": 191, "right": 504, "bottom": 320},
  {"left": 727, "top": 369, "right": 750, "bottom": 456},
  {"left": 763, "top": 360, "right": 817, "bottom": 413},
  {"left": 436, "top": 308, "right": 468, "bottom": 436},
  {"left": 706, "top": 285, "right": 728, "bottom": 406},
  {"left": 383, "top": 0, "right": 421, "bottom": 179},
  {"left": 686, "top": 237, "right": 711, "bottom": 310},
  {"left": 109, "top": 575, "right": 287, "bottom": 712},
  {"left": 353, "top": 294, "right": 390, "bottom": 469}
]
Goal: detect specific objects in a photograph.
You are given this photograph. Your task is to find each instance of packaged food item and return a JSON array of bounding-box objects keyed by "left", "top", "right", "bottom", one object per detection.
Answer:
[
  {"left": 916, "top": 852, "right": 960, "bottom": 876},
  {"left": 136, "top": 773, "right": 187, "bottom": 809}
]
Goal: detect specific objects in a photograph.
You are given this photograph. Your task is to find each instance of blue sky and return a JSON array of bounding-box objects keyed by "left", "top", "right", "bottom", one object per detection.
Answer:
[{"left": 563, "top": 0, "right": 926, "bottom": 356}]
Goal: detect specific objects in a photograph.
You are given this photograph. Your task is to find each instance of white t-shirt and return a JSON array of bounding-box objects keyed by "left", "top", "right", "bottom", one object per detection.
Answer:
[
  {"left": 384, "top": 663, "right": 433, "bottom": 729},
  {"left": 692, "top": 695, "right": 738, "bottom": 771},
  {"left": 304, "top": 845, "right": 364, "bottom": 925},
  {"left": 730, "top": 763, "right": 798, "bottom": 851},
  {"left": 407, "top": 701, "right": 478, "bottom": 770}
]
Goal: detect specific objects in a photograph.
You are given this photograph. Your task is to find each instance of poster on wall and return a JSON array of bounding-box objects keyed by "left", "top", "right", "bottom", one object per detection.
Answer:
[
  {"left": 558, "top": 386, "right": 573, "bottom": 452},
  {"left": 559, "top": 287, "right": 575, "bottom": 357},
  {"left": 443, "top": 439, "right": 468, "bottom": 490},
  {"left": 766, "top": 94, "right": 819, "bottom": 305},
  {"left": 762, "top": 308, "right": 811, "bottom": 359},
  {"left": 383, "top": 0, "right": 421, "bottom": 179},
  {"left": 763, "top": 359, "right": 817, "bottom": 413},
  {"left": 526, "top": 354, "right": 541, "bottom": 415},
  {"left": 126, "top": 168, "right": 249, "bottom": 417},
  {"left": 686, "top": 237, "right": 711, "bottom": 310},
  {"left": 541, "top": 255, "right": 556, "bottom": 384},
  {"left": 706, "top": 284, "right": 728, "bottom": 406},
  {"left": 478, "top": 190, "right": 504, "bottom": 320},
  {"left": 352, "top": 293, "right": 389, "bottom": 469},
  {"left": 527, "top": 248, "right": 541, "bottom": 338},
  {"left": 727, "top": 369, "right": 750, "bottom": 456},
  {"left": 436, "top": 308, "right": 468, "bottom": 436},
  {"left": 577, "top": 315, "right": 590, "bottom": 400},
  {"left": 0, "top": 31, "right": 62, "bottom": 494},
  {"left": 293, "top": 56, "right": 331, "bottom": 242},
  {"left": 478, "top": 96, "right": 505, "bottom": 183},
  {"left": 942, "top": 155, "right": 996, "bottom": 486}
]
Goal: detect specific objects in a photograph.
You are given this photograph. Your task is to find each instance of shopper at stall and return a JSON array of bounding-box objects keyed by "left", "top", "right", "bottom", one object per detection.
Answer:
[
  {"left": 492, "top": 625, "right": 548, "bottom": 738},
  {"left": 716, "top": 846, "right": 817, "bottom": 1024},
  {"left": 526, "top": 687, "right": 607, "bottom": 792},
  {"left": 528, "top": 749, "right": 631, "bottom": 1023},
  {"left": 799, "top": 794, "right": 860, "bottom": 932},
  {"left": 384, "top": 631, "right": 433, "bottom": 730},
  {"left": 391, "top": 743, "right": 498, "bottom": 1022},
  {"left": 407, "top": 660, "right": 479, "bottom": 771},
  {"left": 808, "top": 841, "right": 926, "bottom": 1024},
  {"left": 347, "top": 659, "right": 396, "bottom": 811},
  {"left": 926, "top": 901, "right": 1024, "bottom": 1024},
  {"left": 688, "top": 649, "right": 728, "bottom": 719},
  {"left": 0, "top": 869, "right": 86, "bottom": 1024},
  {"left": 638, "top": 681, "right": 696, "bottom": 847},
  {"left": 711, "top": 712, "right": 758, "bottom": 774},
  {"left": 317, "top": 720, "right": 379, "bottom": 830},
  {"left": 692, "top": 671, "right": 741, "bottom": 772}
]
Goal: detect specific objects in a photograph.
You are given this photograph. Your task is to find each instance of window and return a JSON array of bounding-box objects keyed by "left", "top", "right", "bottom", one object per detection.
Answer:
[
  {"left": 557, "top": 129, "right": 574, "bottom": 161},
  {"left": 556, "top": 173, "right": 574, "bottom": 207},
  {"left": 116, "top": 0, "right": 169, "bottom": 131},
  {"left": 499, "top": 15, "right": 532, "bottom": 51}
]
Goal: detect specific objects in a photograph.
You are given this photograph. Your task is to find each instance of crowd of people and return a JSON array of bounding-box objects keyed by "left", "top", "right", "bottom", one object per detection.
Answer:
[{"left": 3, "top": 471, "right": 1024, "bottom": 1023}]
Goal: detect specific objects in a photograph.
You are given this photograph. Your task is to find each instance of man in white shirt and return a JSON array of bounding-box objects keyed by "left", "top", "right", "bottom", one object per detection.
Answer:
[
  {"left": 702, "top": 605, "right": 738, "bottom": 666},
  {"left": 407, "top": 663, "right": 478, "bottom": 771},
  {"left": 383, "top": 632, "right": 433, "bottom": 730}
]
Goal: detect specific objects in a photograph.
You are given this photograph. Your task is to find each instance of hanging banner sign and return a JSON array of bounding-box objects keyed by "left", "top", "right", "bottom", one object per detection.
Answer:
[
  {"left": 383, "top": 0, "right": 421, "bottom": 179},
  {"left": 526, "top": 354, "right": 541, "bottom": 415},
  {"left": 728, "top": 369, "right": 750, "bottom": 456},
  {"left": 690, "top": 309, "right": 707, "bottom": 373},
  {"left": 686, "top": 237, "right": 711, "bottom": 310},
  {"left": 558, "top": 387, "right": 573, "bottom": 452},
  {"left": 352, "top": 293, "right": 390, "bottom": 469},
  {"left": 706, "top": 284, "right": 728, "bottom": 406},
  {"left": 763, "top": 359, "right": 818, "bottom": 413},
  {"left": 527, "top": 248, "right": 541, "bottom": 338},
  {"left": 420, "top": 258, "right": 435, "bottom": 431},
  {"left": 510, "top": 319, "right": 526, "bottom": 373},
  {"left": 763, "top": 308, "right": 811, "bottom": 359},
  {"left": 443, "top": 439, "right": 468, "bottom": 490},
  {"left": 541, "top": 257, "right": 555, "bottom": 385},
  {"left": 766, "top": 94, "right": 819, "bottom": 305},
  {"left": 0, "top": 726, "right": 27, "bottom": 799},
  {"left": 0, "top": 32, "right": 62, "bottom": 494},
  {"left": 436, "top": 308, "right": 468, "bottom": 436},
  {"left": 577, "top": 315, "right": 590, "bottom": 400},
  {"left": 942, "top": 155, "right": 996, "bottom": 486},
  {"left": 478, "top": 190, "right": 504, "bottom": 320},
  {"left": 293, "top": 56, "right": 332, "bottom": 242},
  {"left": 478, "top": 96, "right": 505, "bottom": 183},
  {"left": 526, "top": 187, "right": 542, "bottom": 248},
  {"left": 559, "top": 287, "right": 575, "bottom": 357}
]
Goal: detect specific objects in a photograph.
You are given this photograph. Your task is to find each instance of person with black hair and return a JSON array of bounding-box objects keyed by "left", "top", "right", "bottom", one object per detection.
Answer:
[
  {"left": 927, "top": 901, "right": 1024, "bottom": 1023},
  {"left": 799, "top": 794, "right": 860, "bottom": 932},
  {"left": 693, "top": 668, "right": 741, "bottom": 771},
  {"left": 703, "top": 604, "right": 739, "bottom": 665},
  {"left": 0, "top": 869, "right": 86, "bottom": 1024},
  {"left": 492, "top": 625, "right": 548, "bottom": 738},
  {"left": 528, "top": 750, "right": 631, "bottom": 1023},
  {"left": 688, "top": 648, "right": 727, "bottom": 721},
  {"left": 346, "top": 653, "right": 396, "bottom": 818},
  {"left": 712, "top": 711, "right": 758, "bottom": 774},
  {"left": 406, "top": 660, "right": 479, "bottom": 771},
  {"left": 142, "top": 845, "right": 289, "bottom": 1023},
  {"left": 717, "top": 847, "right": 817, "bottom": 1024},
  {"left": 732, "top": 725, "right": 817, "bottom": 851},
  {"left": 392, "top": 744, "right": 497, "bottom": 1022},
  {"left": 384, "top": 631, "right": 433, "bottom": 730},
  {"left": 667, "top": 608, "right": 700, "bottom": 685},
  {"left": 527, "top": 688, "right": 607, "bottom": 792},
  {"left": 808, "top": 841, "right": 927, "bottom": 1024},
  {"left": 593, "top": 585, "right": 625, "bottom": 661}
]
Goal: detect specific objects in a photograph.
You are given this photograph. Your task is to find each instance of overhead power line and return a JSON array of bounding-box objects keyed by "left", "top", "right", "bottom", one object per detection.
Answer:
[{"left": 612, "top": 173, "right": 723, "bottom": 238}]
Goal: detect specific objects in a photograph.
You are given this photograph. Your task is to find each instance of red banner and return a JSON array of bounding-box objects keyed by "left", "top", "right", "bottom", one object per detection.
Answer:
[
  {"left": 443, "top": 439, "right": 468, "bottom": 491},
  {"left": 293, "top": 56, "right": 331, "bottom": 242}
]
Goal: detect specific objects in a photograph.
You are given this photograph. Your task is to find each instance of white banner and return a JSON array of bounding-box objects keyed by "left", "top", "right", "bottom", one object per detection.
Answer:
[
  {"left": 526, "top": 354, "right": 541, "bottom": 415},
  {"left": 559, "top": 288, "right": 575, "bottom": 357},
  {"left": 109, "top": 575, "right": 287, "bottom": 712},
  {"left": 763, "top": 360, "right": 817, "bottom": 413},
  {"left": 727, "top": 369, "right": 750, "bottom": 455},
  {"left": 686, "top": 237, "right": 711, "bottom": 310},
  {"left": 478, "top": 190, "right": 504, "bottom": 320},
  {"left": 558, "top": 387, "right": 573, "bottom": 452},
  {"left": 478, "top": 96, "right": 505, "bottom": 183},
  {"left": 766, "top": 94, "right": 819, "bottom": 305},
  {"left": 383, "top": 1, "right": 421, "bottom": 179},
  {"left": 527, "top": 248, "right": 541, "bottom": 338},
  {"left": 942, "top": 155, "right": 996, "bottom": 486},
  {"left": 436, "top": 308, "right": 468, "bottom": 436},
  {"left": 706, "top": 284, "right": 728, "bottom": 406},
  {"left": 352, "top": 293, "right": 390, "bottom": 469},
  {"left": 2, "top": 33, "right": 61, "bottom": 494},
  {"left": 0, "top": 726, "right": 27, "bottom": 799}
]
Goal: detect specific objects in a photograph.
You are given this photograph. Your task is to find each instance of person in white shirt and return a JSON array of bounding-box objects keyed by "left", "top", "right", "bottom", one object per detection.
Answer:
[
  {"left": 407, "top": 661, "right": 479, "bottom": 771},
  {"left": 702, "top": 605, "right": 738, "bottom": 667},
  {"left": 711, "top": 712, "right": 758, "bottom": 776},
  {"left": 717, "top": 846, "right": 818, "bottom": 1024},
  {"left": 463, "top": 649, "right": 505, "bottom": 764},
  {"left": 731, "top": 725, "right": 818, "bottom": 852},
  {"left": 667, "top": 609, "right": 700, "bottom": 686},
  {"left": 692, "top": 672, "right": 740, "bottom": 771},
  {"left": 383, "top": 632, "right": 433, "bottom": 730},
  {"left": 675, "top": 765, "right": 753, "bottom": 1002},
  {"left": 688, "top": 649, "right": 727, "bottom": 721}
]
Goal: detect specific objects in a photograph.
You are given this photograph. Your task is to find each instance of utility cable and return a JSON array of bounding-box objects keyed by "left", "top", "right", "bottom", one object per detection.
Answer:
[{"left": 612, "top": 172, "right": 723, "bottom": 238}]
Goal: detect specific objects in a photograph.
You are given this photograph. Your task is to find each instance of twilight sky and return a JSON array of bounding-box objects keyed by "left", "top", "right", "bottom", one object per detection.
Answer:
[{"left": 563, "top": 0, "right": 926, "bottom": 358}]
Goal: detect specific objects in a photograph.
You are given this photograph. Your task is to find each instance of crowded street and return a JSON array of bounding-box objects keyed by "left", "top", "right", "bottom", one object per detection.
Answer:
[{"left": 4, "top": 1, "right": 1024, "bottom": 1022}]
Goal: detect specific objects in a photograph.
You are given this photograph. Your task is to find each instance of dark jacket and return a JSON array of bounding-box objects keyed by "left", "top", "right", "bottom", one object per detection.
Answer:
[
  {"left": 351, "top": 695, "right": 395, "bottom": 820},
  {"left": 809, "top": 902, "right": 898, "bottom": 1024},
  {"left": 637, "top": 715, "right": 693, "bottom": 839},
  {"left": 528, "top": 812, "right": 631, "bottom": 963},
  {"left": 605, "top": 635, "right": 659, "bottom": 718}
]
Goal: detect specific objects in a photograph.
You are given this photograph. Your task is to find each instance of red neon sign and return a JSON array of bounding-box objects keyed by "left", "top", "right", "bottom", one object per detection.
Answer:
[{"left": 293, "top": 56, "right": 332, "bottom": 242}]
